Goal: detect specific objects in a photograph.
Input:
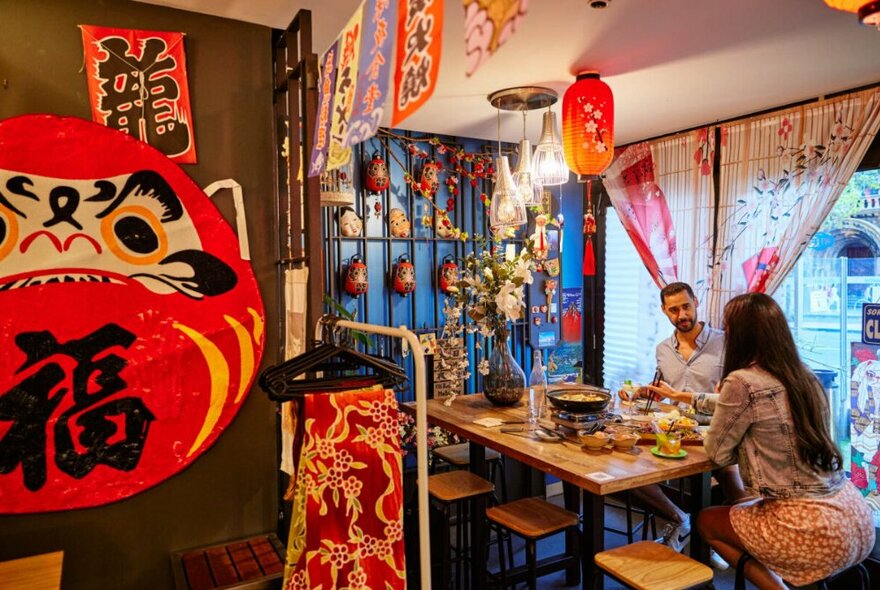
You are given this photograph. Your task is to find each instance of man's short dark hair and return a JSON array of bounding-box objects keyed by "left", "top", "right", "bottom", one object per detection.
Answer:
[{"left": 660, "top": 282, "right": 695, "bottom": 306}]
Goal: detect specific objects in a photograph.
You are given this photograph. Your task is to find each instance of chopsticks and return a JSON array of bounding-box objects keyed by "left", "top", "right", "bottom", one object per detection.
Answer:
[{"left": 644, "top": 368, "right": 662, "bottom": 414}]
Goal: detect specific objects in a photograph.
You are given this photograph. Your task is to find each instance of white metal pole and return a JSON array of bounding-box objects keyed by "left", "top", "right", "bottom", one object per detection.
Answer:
[{"left": 314, "top": 317, "right": 431, "bottom": 590}]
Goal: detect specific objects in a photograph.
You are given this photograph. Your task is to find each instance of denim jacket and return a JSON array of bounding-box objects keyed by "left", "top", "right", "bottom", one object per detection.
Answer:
[{"left": 704, "top": 365, "right": 845, "bottom": 499}]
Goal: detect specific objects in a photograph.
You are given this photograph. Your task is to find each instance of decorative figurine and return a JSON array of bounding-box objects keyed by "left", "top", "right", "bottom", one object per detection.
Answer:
[
  {"left": 337, "top": 207, "right": 363, "bottom": 237},
  {"left": 389, "top": 207, "right": 411, "bottom": 238},
  {"left": 393, "top": 253, "right": 416, "bottom": 296},
  {"left": 365, "top": 152, "right": 390, "bottom": 193},
  {"left": 343, "top": 254, "right": 368, "bottom": 297},
  {"left": 439, "top": 255, "right": 459, "bottom": 294},
  {"left": 419, "top": 159, "right": 441, "bottom": 199},
  {"left": 530, "top": 213, "right": 549, "bottom": 260},
  {"left": 544, "top": 279, "right": 558, "bottom": 322}
]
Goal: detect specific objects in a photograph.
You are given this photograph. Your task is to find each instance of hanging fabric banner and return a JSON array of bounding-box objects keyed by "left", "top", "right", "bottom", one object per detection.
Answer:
[
  {"left": 462, "top": 0, "right": 528, "bottom": 77},
  {"left": 344, "top": 0, "right": 398, "bottom": 148},
  {"left": 80, "top": 25, "right": 197, "bottom": 163},
  {"left": 390, "top": 0, "right": 444, "bottom": 127},
  {"left": 326, "top": 6, "right": 365, "bottom": 171},
  {"left": 283, "top": 387, "right": 406, "bottom": 589},
  {"left": 307, "top": 40, "right": 339, "bottom": 177}
]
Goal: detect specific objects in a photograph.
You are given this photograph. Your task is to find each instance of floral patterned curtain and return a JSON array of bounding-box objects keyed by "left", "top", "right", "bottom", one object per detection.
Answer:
[
  {"left": 707, "top": 89, "right": 880, "bottom": 325},
  {"left": 604, "top": 128, "right": 716, "bottom": 304}
]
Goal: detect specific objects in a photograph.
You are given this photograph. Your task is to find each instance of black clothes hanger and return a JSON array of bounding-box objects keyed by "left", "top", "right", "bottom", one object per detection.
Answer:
[{"left": 259, "top": 317, "right": 408, "bottom": 401}]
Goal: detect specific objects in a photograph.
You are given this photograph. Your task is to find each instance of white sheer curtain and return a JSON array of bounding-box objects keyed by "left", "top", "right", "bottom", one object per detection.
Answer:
[
  {"left": 605, "top": 127, "right": 716, "bottom": 304},
  {"left": 708, "top": 89, "right": 880, "bottom": 325}
]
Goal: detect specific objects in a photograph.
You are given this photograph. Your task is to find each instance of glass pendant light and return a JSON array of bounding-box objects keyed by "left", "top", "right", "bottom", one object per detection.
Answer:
[
  {"left": 490, "top": 155, "right": 526, "bottom": 229},
  {"left": 512, "top": 112, "right": 543, "bottom": 206},
  {"left": 534, "top": 108, "right": 569, "bottom": 186}
]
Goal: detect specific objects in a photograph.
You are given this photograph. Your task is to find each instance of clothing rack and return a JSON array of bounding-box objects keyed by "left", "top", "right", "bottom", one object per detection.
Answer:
[{"left": 314, "top": 316, "right": 431, "bottom": 590}]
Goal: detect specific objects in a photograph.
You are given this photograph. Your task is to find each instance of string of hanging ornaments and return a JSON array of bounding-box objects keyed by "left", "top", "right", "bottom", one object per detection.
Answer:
[
  {"left": 562, "top": 71, "right": 614, "bottom": 276},
  {"left": 374, "top": 130, "right": 496, "bottom": 240}
]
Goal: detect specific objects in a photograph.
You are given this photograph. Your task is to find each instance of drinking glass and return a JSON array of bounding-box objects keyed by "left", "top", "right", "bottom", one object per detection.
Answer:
[
  {"left": 619, "top": 382, "right": 637, "bottom": 418},
  {"left": 660, "top": 431, "right": 682, "bottom": 455}
]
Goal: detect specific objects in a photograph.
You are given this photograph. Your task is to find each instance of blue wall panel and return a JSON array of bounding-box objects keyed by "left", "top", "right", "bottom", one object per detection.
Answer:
[{"left": 324, "top": 129, "right": 584, "bottom": 402}]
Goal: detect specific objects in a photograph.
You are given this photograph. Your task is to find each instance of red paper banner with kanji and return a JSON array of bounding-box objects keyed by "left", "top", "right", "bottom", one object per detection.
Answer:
[
  {"left": 80, "top": 25, "right": 197, "bottom": 164},
  {"left": 391, "top": 0, "right": 444, "bottom": 127},
  {"left": 0, "top": 115, "right": 264, "bottom": 513}
]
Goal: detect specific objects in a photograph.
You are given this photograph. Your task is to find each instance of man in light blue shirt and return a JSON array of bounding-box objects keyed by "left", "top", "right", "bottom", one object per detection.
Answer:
[{"left": 652, "top": 285, "right": 724, "bottom": 421}]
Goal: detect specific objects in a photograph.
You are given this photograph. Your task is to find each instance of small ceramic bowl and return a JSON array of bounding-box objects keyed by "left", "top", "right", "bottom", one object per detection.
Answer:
[
  {"left": 579, "top": 431, "right": 610, "bottom": 450},
  {"left": 611, "top": 432, "right": 640, "bottom": 450}
]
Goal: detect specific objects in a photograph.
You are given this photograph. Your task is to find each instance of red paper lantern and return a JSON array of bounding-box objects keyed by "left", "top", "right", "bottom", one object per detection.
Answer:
[
  {"left": 365, "top": 152, "right": 390, "bottom": 193},
  {"left": 562, "top": 71, "right": 614, "bottom": 177}
]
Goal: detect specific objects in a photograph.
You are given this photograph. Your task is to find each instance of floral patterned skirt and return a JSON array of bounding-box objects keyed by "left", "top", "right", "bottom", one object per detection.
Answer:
[{"left": 729, "top": 480, "right": 874, "bottom": 586}]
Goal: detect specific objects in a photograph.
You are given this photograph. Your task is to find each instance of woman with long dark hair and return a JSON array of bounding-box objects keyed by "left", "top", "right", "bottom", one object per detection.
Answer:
[{"left": 698, "top": 293, "right": 874, "bottom": 589}]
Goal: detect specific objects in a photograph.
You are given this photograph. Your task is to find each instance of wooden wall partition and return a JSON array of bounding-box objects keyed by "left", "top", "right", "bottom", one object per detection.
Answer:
[
  {"left": 0, "top": 1, "right": 279, "bottom": 588},
  {"left": 272, "top": 10, "right": 324, "bottom": 347}
]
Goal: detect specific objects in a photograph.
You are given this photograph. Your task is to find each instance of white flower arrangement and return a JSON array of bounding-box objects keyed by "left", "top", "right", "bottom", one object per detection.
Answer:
[{"left": 450, "top": 238, "right": 535, "bottom": 339}]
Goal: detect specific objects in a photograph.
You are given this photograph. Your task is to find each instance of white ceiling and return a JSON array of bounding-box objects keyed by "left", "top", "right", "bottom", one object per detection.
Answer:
[{"left": 137, "top": 0, "right": 880, "bottom": 145}]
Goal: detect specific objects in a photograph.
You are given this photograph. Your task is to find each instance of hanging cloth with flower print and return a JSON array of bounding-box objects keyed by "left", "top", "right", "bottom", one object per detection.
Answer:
[{"left": 283, "top": 386, "right": 405, "bottom": 590}]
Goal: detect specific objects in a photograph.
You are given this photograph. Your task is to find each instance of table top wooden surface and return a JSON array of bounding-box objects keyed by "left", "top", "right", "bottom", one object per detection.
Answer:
[
  {"left": 405, "top": 394, "right": 714, "bottom": 495},
  {"left": 0, "top": 551, "right": 63, "bottom": 590}
]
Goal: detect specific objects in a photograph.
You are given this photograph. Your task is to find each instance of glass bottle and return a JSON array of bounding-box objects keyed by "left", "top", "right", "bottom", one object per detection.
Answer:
[{"left": 528, "top": 350, "right": 547, "bottom": 427}]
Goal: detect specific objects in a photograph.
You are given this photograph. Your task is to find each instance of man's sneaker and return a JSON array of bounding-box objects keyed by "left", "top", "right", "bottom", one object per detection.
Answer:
[
  {"left": 656, "top": 516, "right": 691, "bottom": 553},
  {"left": 709, "top": 549, "right": 729, "bottom": 570}
]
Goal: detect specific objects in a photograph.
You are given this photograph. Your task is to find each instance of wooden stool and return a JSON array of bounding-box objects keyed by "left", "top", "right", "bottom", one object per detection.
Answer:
[
  {"left": 594, "top": 540, "right": 713, "bottom": 590},
  {"left": 429, "top": 470, "right": 495, "bottom": 590},
  {"left": 432, "top": 443, "right": 507, "bottom": 501},
  {"left": 486, "top": 497, "right": 580, "bottom": 590},
  {"left": 433, "top": 442, "right": 514, "bottom": 571}
]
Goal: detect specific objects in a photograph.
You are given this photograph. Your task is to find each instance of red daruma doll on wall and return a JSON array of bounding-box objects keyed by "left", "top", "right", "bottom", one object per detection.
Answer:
[
  {"left": 393, "top": 253, "right": 415, "bottom": 296},
  {"left": 343, "top": 254, "right": 368, "bottom": 297},
  {"left": 439, "top": 255, "right": 459, "bottom": 295}
]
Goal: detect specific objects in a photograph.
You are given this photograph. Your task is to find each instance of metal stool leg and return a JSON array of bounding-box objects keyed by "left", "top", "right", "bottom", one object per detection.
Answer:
[
  {"left": 526, "top": 538, "right": 537, "bottom": 590},
  {"left": 439, "top": 502, "right": 452, "bottom": 590}
]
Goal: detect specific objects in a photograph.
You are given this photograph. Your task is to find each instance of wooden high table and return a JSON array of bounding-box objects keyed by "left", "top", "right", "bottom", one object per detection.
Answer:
[{"left": 405, "top": 394, "right": 715, "bottom": 590}]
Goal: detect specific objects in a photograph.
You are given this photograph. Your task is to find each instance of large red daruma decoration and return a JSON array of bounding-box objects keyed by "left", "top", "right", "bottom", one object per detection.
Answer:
[
  {"left": 0, "top": 115, "right": 265, "bottom": 513},
  {"left": 562, "top": 71, "right": 614, "bottom": 177}
]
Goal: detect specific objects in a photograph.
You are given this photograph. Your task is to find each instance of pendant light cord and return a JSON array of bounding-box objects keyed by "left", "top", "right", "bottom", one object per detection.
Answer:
[{"left": 496, "top": 106, "right": 502, "bottom": 156}]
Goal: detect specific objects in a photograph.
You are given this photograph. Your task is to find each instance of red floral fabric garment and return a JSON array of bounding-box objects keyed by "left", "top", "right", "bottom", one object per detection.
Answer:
[{"left": 283, "top": 387, "right": 406, "bottom": 590}]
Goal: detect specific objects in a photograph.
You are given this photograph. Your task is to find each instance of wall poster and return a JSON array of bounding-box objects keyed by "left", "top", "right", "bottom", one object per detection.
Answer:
[
  {"left": 0, "top": 115, "right": 264, "bottom": 513},
  {"left": 548, "top": 287, "right": 583, "bottom": 384},
  {"left": 850, "top": 342, "right": 880, "bottom": 523}
]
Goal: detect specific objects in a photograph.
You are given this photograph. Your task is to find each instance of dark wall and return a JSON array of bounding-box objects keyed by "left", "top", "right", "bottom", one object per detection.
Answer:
[{"left": 0, "top": 1, "right": 279, "bottom": 588}]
